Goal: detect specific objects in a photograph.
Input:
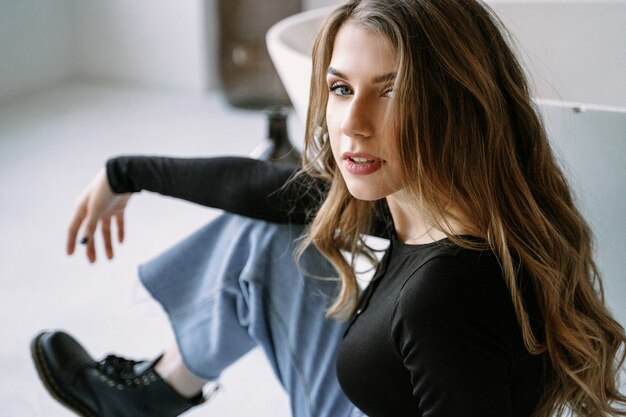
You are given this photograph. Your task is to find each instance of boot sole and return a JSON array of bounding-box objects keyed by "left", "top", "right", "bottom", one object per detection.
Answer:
[{"left": 30, "top": 332, "right": 98, "bottom": 417}]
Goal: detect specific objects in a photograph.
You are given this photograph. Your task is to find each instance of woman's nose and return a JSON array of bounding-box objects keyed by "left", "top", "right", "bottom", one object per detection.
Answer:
[{"left": 340, "top": 96, "right": 374, "bottom": 139}]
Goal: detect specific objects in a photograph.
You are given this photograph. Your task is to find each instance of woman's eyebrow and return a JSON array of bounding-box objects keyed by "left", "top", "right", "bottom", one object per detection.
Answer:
[
  {"left": 326, "top": 67, "right": 346, "bottom": 78},
  {"left": 372, "top": 72, "right": 397, "bottom": 84},
  {"left": 326, "top": 67, "right": 396, "bottom": 84}
]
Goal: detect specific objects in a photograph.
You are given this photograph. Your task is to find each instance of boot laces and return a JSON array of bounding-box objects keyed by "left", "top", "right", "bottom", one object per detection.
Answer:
[{"left": 96, "top": 355, "right": 141, "bottom": 383}]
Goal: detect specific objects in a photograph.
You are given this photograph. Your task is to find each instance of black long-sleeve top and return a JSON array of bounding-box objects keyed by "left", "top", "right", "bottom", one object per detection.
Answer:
[
  {"left": 106, "top": 155, "right": 548, "bottom": 417},
  {"left": 107, "top": 156, "right": 321, "bottom": 225}
]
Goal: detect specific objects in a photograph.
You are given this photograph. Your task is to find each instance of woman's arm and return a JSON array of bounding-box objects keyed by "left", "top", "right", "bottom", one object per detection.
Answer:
[
  {"left": 106, "top": 155, "right": 325, "bottom": 224},
  {"left": 67, "top": 156, "right": 322, "bottom": 263},
  {"left": 68, "top": 155, "right": 390, "bottom": 262}
]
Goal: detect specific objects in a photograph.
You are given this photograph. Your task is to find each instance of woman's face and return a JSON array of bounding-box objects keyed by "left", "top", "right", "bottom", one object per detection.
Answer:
[{"left": 326, "top": 22, "right": 404, "bottom": 201}]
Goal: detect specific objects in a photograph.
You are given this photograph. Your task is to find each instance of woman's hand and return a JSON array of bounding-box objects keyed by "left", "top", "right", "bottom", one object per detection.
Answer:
[{"left": 66, "top": 169, "right": 132, "bottom": 263}]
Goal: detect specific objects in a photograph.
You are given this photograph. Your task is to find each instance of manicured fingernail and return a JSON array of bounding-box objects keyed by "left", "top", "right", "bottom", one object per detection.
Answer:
[{"left": 80, "top": 236, "right": 88, "bottom": 245}]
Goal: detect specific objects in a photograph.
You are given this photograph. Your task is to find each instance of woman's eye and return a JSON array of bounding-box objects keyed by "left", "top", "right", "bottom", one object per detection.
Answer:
[
  {"left": 329, "top": 83, "right": 353, "bottom": 96},
  {"left": 383, "top": 87, "right": 394, "bottom": 98}
]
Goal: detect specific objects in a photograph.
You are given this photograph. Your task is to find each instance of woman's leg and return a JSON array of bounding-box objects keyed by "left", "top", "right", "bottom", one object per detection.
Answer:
[
  {"left": 153, "top": 342, "right": 207, "bottom": 399},
  {"left": 32, "top": 213, "right": 360, "bottom": 417},
  {"left": 139, "top": 213, "right": 357, "bottom": 417}
]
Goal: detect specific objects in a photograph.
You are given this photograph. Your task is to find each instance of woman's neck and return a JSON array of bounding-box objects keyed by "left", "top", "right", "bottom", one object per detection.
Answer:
[{"left": 385, "top": 193, "right": 458, "bottom": 245}]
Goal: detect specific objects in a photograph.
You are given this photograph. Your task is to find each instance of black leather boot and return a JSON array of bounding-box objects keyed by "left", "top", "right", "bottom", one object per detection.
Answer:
[{"left": 31, "top": 331, "right": 211, "bottom": 417}]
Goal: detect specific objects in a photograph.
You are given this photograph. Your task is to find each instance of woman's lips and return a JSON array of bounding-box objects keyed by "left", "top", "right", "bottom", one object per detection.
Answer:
[{"left": 342, "top": 152, "right": 383, "bottom": 175}]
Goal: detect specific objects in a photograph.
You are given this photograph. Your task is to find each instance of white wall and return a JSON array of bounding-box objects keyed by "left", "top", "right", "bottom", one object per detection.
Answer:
[
  {"left": 0, "top": 0, "right": 73, "bottom": 102},
  {"left": 540, "top": 104, "right": 626, "bottom": 325},
  {"left": 70, "top": 0, "right": 214, "bottom": 92},
  {"left": 491, "top": 1, "right": 626, "bottom": 108}
]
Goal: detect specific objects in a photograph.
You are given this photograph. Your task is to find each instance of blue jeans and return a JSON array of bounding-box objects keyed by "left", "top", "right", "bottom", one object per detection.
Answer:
[{"left": 139, "top": 214, "right": 365, "bottom": 417}]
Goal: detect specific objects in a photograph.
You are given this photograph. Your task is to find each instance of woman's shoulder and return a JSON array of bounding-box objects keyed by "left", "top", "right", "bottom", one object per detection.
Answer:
[
  {"left": 392, "top": 242, "right": 519, "bottom": 335},
  {"left": 392, "top": 237, "right": 505, "bottom": 293}
]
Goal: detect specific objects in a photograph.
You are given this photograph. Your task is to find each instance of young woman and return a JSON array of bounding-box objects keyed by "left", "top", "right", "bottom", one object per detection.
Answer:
[{"left": 32, "top": 0, "right": 626, "bottom": 416}]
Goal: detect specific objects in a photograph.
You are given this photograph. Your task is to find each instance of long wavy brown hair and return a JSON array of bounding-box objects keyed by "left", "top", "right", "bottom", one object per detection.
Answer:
[{"left": 296, "top": 0, "right": 626, "bottom": 415}]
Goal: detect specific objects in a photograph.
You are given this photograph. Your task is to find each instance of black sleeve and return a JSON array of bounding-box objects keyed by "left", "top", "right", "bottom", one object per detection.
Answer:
[
  {"left": 390, "top": 255, "right": 518, "bottom": 416},
  {"left": 106, "top": 155, "right": 325, "bottom": 224}
]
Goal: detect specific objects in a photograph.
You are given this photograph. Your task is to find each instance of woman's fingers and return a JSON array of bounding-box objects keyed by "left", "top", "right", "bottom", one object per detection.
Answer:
[
  {"left": 82, "top": 209, "right": 100, "bottom": 263},
  {"left": 67, "top": 170, "right": 129, "bottom": 262},
  {"left": 86, "top": 233, "right": 97, "bottom": 263},
  {"left": 102, "top": 216, "right": 113, "bottom": 260},
  {"left": 115, "top": 211, "right": 125, "bottom": 243},
  {"left": 67, "top": 198, "right": 88, "bottom": 255}
]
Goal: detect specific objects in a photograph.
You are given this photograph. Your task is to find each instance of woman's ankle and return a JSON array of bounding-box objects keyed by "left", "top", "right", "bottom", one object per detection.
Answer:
[{"left": 154, "top": 345, "right": 208, "bottom": 399}]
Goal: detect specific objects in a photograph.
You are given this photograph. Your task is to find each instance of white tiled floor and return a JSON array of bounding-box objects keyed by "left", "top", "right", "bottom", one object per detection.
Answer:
[{"left": 0, "top": 82, "right": 297, "bottom": 417}]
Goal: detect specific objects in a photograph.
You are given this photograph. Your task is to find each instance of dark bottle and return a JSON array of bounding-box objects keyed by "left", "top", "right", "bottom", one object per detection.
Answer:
[{"left": 250, "top": 106, "right": 301, "bottom": 166}]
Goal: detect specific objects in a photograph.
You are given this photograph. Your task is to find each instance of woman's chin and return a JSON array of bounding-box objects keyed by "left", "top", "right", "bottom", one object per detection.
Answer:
[{"left": 346, "top": 185, "right": 387, "bottom": 202}]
